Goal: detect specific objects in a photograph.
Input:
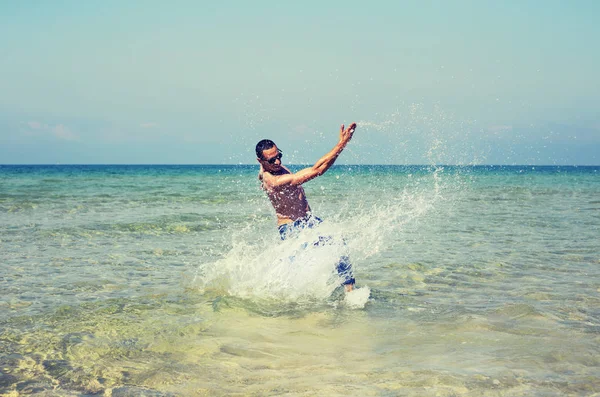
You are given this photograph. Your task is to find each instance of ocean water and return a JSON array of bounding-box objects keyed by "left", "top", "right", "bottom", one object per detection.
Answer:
[{"left": 1, "top": 164, "right": 599, "bottom": 396}]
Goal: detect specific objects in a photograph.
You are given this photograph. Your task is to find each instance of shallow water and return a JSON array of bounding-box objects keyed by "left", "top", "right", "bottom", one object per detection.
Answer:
[{"left": 1, "top": 165, "right": 599, "bottom": 396}]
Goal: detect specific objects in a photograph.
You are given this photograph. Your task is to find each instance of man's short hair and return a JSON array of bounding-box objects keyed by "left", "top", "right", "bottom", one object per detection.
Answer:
[{"left": 255, "top": 139, "right": 276, "bottom": 159}]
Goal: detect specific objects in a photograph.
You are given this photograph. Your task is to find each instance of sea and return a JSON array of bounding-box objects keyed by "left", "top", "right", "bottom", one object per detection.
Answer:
[{"left": 1, "top": 164, "right": 599, "bottom": 396}]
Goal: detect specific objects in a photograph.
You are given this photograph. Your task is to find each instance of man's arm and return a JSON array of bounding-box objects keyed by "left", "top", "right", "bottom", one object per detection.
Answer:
[{"left": 263, "top": 123, "right": 356, "bottom": 188}]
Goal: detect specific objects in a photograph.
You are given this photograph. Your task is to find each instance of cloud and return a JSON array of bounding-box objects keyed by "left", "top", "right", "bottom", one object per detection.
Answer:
[
  {"left": 53, "top": 124, "right": 79, "bottom": 141},
  {"left": 27, "top": 121, "right": 48, "bottom": 130},
  {"left": 140, "top": 122, "right": 159, "bottom": 128},
  {"left": 24, "top": 121, "right": 79, "bottom": 141}
]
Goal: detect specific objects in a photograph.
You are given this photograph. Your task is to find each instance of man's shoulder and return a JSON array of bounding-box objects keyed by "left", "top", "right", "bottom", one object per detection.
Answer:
[
  {"left": 264, "top": 169, "right": 291, "bottom": 179},
  {"left": 260, "top": 171, "right": 278, "bottom": 189},
  {"left": 262, "top": 169, "right": 295, "bottom": 190}
]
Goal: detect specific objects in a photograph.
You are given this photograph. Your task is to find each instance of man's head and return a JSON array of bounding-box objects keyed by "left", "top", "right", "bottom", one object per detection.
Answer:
[{"left": 256, "top": 139, "right": 283, "bottom": 172}]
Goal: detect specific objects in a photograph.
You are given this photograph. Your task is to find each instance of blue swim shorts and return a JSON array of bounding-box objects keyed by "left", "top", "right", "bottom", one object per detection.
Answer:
[{"left": 278, "top": 215, "right": 355, "bottom": 286}]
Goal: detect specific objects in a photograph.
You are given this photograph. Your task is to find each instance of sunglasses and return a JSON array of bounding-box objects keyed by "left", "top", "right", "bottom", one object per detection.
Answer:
[{"left": 265, "top": 150, "right": 283, "bottom": 164}]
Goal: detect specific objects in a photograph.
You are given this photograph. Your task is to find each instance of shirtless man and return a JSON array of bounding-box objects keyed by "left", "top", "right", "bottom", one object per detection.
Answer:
[{"left": 256, "top": 122, "right": 357, "bottom": 291}]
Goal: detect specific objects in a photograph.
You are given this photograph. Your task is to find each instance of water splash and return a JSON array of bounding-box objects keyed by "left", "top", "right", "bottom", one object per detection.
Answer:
[
  {"left": 193, "top": 225, "right": 350, "bottom": 303},
  {"left": 194, "top": 102, "right": 467, "bottom": 307},
  {"left": 193, "top": 168, "right": 445, "bottom": 307},
  {"left": 344, "top": 286, "right": 371, "bottom": 309},
  {"left": 356, "top": 103, "right": 481, "bottom": 165}
]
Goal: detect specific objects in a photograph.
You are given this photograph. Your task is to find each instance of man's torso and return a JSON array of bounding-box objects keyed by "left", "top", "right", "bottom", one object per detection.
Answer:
[{"left": 262, "top": 169, "right": 311, "bottom": 226}]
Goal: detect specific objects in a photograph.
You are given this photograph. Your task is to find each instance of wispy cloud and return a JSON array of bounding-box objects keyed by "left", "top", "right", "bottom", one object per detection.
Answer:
[
  {"left": 25, "top": 121, "right": 80, "bottom": 141},
  {"left": 27, "top": 121, "right": 48, "bottom": 130},
  {"left": 53, "top": 124, "right": 79, "bottom": 141}
]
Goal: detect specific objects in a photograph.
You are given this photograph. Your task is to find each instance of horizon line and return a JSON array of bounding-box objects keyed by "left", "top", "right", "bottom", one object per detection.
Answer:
[{"left": 1, "top": 163, "right": 600, "bottom": 167}]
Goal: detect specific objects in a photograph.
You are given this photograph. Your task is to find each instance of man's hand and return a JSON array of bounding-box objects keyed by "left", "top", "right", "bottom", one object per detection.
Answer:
[{"left": 339, "top": 122, "right": 357, "bottom": 144}]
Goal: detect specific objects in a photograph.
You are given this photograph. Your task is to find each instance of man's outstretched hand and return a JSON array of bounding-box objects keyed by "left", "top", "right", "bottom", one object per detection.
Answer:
[{"left": 340, "top": 122, "right": 357, "bottom": 144}]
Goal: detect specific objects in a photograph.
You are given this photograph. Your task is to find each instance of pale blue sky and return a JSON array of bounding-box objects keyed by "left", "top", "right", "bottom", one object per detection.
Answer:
[{"left": 1, "top": 1, "right": 598, "bottom": 164}]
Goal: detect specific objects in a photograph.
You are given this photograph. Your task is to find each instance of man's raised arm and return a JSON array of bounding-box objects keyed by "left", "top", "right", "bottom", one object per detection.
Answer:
[{"left": 263, "top": 122, "right": 357, "bottom": 188}]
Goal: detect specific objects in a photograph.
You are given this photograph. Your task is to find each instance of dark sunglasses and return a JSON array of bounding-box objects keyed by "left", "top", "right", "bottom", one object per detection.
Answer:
[{"left": 266, "top": 150, "right": 283, "bottom": 164}]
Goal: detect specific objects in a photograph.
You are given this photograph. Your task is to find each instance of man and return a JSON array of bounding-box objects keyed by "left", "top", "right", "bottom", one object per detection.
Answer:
[{"left": 256, "top": 122, "right": 357, "bottom": 292}]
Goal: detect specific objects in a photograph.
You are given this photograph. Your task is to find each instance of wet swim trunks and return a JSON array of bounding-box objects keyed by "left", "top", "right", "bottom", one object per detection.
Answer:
[{"left": 278, "top": 215, "right": 355, "bottom": 286}]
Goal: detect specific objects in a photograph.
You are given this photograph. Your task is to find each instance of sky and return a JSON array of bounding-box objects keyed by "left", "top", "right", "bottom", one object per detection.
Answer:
[{"left": 1, "top": 1, "right": 599, "bottom": 165}]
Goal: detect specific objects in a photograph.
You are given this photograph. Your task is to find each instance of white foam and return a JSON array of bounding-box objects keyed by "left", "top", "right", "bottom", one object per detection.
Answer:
[
  {"left": 194, "top": 227, "right": 350, "bottom": 303},
  {"left": 344, "top": 285, "right": 371, "bottom": 309}
]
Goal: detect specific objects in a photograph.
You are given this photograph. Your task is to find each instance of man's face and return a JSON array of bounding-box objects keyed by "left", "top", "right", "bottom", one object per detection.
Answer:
[{"left": 259, "top": 145, "right": 283, "bottom": 172}]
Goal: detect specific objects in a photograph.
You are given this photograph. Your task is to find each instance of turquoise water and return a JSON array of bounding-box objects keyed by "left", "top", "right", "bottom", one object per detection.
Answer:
[{"left": 1, "top": 165, "right": 599, "bottom": 396}]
